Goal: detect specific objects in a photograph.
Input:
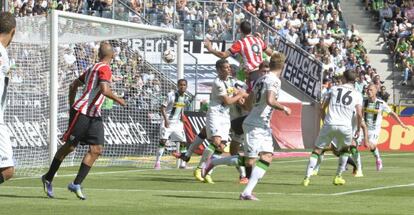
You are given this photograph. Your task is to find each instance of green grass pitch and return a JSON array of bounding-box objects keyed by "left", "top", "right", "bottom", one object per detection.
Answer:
[{"left": 1, "top": 152, "right": 414, "bottom": 215}]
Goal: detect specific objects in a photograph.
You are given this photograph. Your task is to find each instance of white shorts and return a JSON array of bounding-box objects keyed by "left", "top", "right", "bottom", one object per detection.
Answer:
[
  {"left": 206, "top": 113, "right": 230, "bottom": 142},
  {"left": 0, "top": 124, "right": 14, "bottom": 168},
  {"left": 159, "top": 120, "right": 186, "bottom": 142},
  {"left": 315, "top": 125, "right": 353, "bottom": 149},
  {"left": 355, "top": 129, "right": 380, "bottom": 146},
  {"left": 243, "top": 124, "right": 274, "bottom": 158}
]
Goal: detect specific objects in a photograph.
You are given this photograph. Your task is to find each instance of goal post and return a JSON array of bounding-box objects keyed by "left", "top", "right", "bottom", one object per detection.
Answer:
[{"left": 9, "top": 10, "right": 185, "bottom": 176}]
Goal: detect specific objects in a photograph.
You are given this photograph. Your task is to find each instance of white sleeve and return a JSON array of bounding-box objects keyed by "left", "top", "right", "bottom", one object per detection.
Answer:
[
  {"left": 265, "top": 77, "right": 280, "bottom": 95},
  {"left": 162, "top": 92, "right": 173, "bottom": 107},
  {"left": 381, "top": 102, "right": 392, "bottom": 114},
  {"left": 215, "top": 79, "right": 227, "bottom": 96}
]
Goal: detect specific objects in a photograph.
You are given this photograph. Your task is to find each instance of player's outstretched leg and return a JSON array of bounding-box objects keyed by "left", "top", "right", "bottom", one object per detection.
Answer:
[
  {"left": 371, "top": 146, "right": 382, "bottom": 171},
  {"left": 173, "top": 128, "right": 206, "bottom": 162},
  {"left": 350, "top": 145, "right": 363, "bottom": 177},
  {"left": 240, "top": 155, "right": 271, "bottom": 201},
  {"left": 333, "top": 150, "right": 349, "bottom": 186},
  {"left": 303, "top": 151, "right": 321, "bottom": 186},
  {"left": 154, "top": 140, "right": 166, "bottom": 170},
  {"left": 42, "top": 142, "right": 77, "bottom": 198},
  {"left": 68, "top": 145, "right": 102, "bottom": 200}
]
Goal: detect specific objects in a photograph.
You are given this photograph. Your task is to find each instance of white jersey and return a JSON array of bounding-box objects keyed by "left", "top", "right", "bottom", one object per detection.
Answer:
[
  {"left": 162, "top": 91, "right": 192, "bottom": 121},
  {"left": 363, "top": 98, "right": 392, "bottom": 131},
  {"left": 208, "top": 77, "right": 237, "bottom": 116},
  {"left": 324, "top": 83, "right": 363, "bottom": 127},
  {"left": 0, "top": 43, "right": 11, "bottom": 124},
  {"left": 244, "top": 72, "right": 281, "bottom": 128},
  {"left": 229, "top": 80, "right": 248, "bottom": 120}
]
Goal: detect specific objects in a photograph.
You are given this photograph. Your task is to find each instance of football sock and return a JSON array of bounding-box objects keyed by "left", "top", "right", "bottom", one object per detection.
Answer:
[
  {"left": 305, "top": 152, "right": 319, "bottom": 178},
  {"left": 371, "top": 148, "right": 380, "bottom": 159},
  {"left": 198, "top": 144, "right": 215, "bottom": 168},
  {"left": 211, "top": 155, "right": 239, "bottom": 166},
  {"left": 155, "top": 146, "right": 165, "bottom": 163},
  {"left": 336, "top": 152, "right": 350, "bottom": 176},
  {"left": 0, "top": 173, "right": 4, "bottom": 184},
  {"left": 237, "top": 156, "right": 246, "bottom": 178},
  {"left": 347, "top": 157, "right": 357, "bottom": 169},
  {"left": 350, "top": 146, "right": 362, "bottom": 170},
  {"left": 74, "top": 162, "right": 91, "bottom": 185},
  {"left": 186, "top": 135, "right": 204, "bottom": 158},
  {"left": 314, "top": 152, "right": 324, "bottom": 172},
  {"left": 45, "top": 158, "right": 62, "bottom": 182},
  {"left": 242, "top": 159, "right": 269, "bottom": 196},
  {"left": 245, "top": 165, "right": 252, "bottom": 179}
]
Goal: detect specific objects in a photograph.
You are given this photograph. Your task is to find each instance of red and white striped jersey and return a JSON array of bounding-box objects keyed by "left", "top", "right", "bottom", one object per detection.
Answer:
[
  {"left": 73, "top": 62, "right": 112, "bottom": 117},
  {"left": 229, "top": 35, "right": 267, "bottom": 72}
]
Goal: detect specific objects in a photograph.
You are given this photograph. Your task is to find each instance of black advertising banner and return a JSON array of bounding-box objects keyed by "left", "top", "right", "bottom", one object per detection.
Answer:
[{"left": 274, "top": 38, "right": 323, "bottom": 102}]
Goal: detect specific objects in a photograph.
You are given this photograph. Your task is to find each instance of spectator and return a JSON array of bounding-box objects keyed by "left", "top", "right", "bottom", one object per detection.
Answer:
[{"left": 377, "top": 85, "right": 390, "bottom": 102}]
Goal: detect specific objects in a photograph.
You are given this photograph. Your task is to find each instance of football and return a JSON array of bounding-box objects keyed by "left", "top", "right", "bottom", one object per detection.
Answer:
[{"left": 162, "top": 49, "right": 176, "bottom": 63}]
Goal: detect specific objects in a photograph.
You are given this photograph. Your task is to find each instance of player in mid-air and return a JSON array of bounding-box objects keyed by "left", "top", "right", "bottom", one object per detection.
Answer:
[
  {"left": 154, "top": 79, "right": 192, "bottom": 169},
  {"left": 204, "top": 21, "right": 273, "bottom": 87},
  {"left": 193, "top": 59, "right": 247, "bottom": 184},
  {"left": 41, "top": 41, "right": 126, "bottom": 200},
  {"left": 0, "top": 12, "right": 16, "bottom": 186},
  {"left": 360, "top": 83, "right": 409, "bottom": 171},
  {"left": 303, "top": 70, "right": 368, "bottom": 186},
  {"left": 238, "top": 52, "right": 291, "bottom": 200}
]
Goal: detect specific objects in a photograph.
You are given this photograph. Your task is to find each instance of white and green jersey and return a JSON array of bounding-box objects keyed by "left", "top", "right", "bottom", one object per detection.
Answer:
[
  {"left": 162, "top": 91, "right": 192, "bottom": 121},
  {"left": 208, "top": 77, "right": 237, "bottom": 116},
  {"left": 324, "top": 83, "right": 363, "bottom": 127},
  {"left": 244, "top": 72, "right": 281, "bottom": 128},
  {"left": 229, "top": 80, "right": 248, "bottom": 120},
  {"left": 0, "top": 43, "right": 11, "bottom": 124},
  {"left": 363, "top": 98, "right": 392, "bottom": 131}
]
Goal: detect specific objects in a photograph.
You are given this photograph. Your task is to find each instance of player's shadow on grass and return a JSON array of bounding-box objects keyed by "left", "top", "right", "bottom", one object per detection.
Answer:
[
  {"left": 157, "top": 194, "right": 236, "bottom": 201},
  {"left": 0, "top": 194, "right": 67, "bottom": 200}
]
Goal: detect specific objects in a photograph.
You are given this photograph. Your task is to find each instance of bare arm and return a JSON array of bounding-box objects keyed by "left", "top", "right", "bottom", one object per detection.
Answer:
[
  {"left": 204, "top": 39, "right": 231, "bottom": 59},
  {"left": 160, "top": 105, "right": 169, "bottom": 128},
  {"left": 390, "top": 111, "right": 410, "bottom": 130},
  {"left": 320, "top": 97, "right": 330, "bottom": 121},
  {"left": 68, "top": 79, "right": 84, "bottom": 107},
  {"left": 266, "top": 90, "right": 291, "bottom": 115},
  {"left": 355, "top": 104, "right": 369, "bottom": 147},
  {"left": 220, "top": 91, "right": 247, "bottom": 105},
  {"left": 99, "top": 82, "right": 126, "bottom": 106}
]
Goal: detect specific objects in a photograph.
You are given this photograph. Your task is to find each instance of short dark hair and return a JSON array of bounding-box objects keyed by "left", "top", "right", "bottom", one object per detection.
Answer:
[
  {"left": 0, "top": 12, "right": 16, "bottom": 34},
  {"left": 215, "top": 59, "right": 229, "bottom": 70},
  {"left": 343, "top": 69, "right": 357, "bottom": 83},
  {"left": 177, "top": 79, "right": 187, "bottom": 85},
  {"left": 240, "top": 21, "right": 252, "bottom": 35}
]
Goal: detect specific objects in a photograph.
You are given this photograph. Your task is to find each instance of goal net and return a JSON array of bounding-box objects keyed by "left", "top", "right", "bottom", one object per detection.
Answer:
[{"left": 7, "top": 10, "right": 185, "bottom": 176}]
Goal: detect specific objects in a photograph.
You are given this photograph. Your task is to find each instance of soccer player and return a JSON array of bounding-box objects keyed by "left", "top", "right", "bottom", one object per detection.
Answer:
[
  {"left": 303, "top": 70, "right": 368, "bottom": 186},
  {"left": 0, "top": 12, "right": 16, "bottom": 186},
  {"left": 154, "top": 79, "right": 192, "bottom": 169},
  {"left": 41, "top": 42, "right": 126, "bottom": 200},
  {"left": 362, "top": 83, "right": 409, "bottom": 171},
  {"left": 239, "top": 53, "right": 291, "bottom": 200},
  {"left": 194, "top": 59, "right": 247, "bottom": 184},
  {"left": 204, "top": 21, "right": 273, "bottom": 85}
]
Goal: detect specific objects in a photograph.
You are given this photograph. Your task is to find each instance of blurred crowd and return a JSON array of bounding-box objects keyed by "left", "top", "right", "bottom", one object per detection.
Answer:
[
  {"left": 375, "top": 0, "right": 414, "bottom": 87},
  {"left": 5, "top": 0, "right": 396, "bottom": 102}
]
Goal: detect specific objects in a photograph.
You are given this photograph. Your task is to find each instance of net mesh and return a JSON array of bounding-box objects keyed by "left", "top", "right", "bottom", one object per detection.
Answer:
[{"left": 7, "top": 14, "right": 183, "bottom": 176}]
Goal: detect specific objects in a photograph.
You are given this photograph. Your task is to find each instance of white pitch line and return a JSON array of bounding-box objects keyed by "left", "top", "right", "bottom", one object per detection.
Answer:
[
  {"left": 332, "top": 183, "right": 414, "bottom": 196},
  {"left": 0, "top": 186, "right": 330, "bottom": 196},
  {"left": 11, "top": 152, "right": 414, "bottom": 181}
]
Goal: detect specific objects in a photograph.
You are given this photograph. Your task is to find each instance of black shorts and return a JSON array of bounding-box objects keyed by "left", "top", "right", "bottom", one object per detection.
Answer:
[
  {"left": 62, "top": 108, "right": 105, "bottom": 145},
  {"left": 231, "top": 115, "right": 247, "bottom": 136}
]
